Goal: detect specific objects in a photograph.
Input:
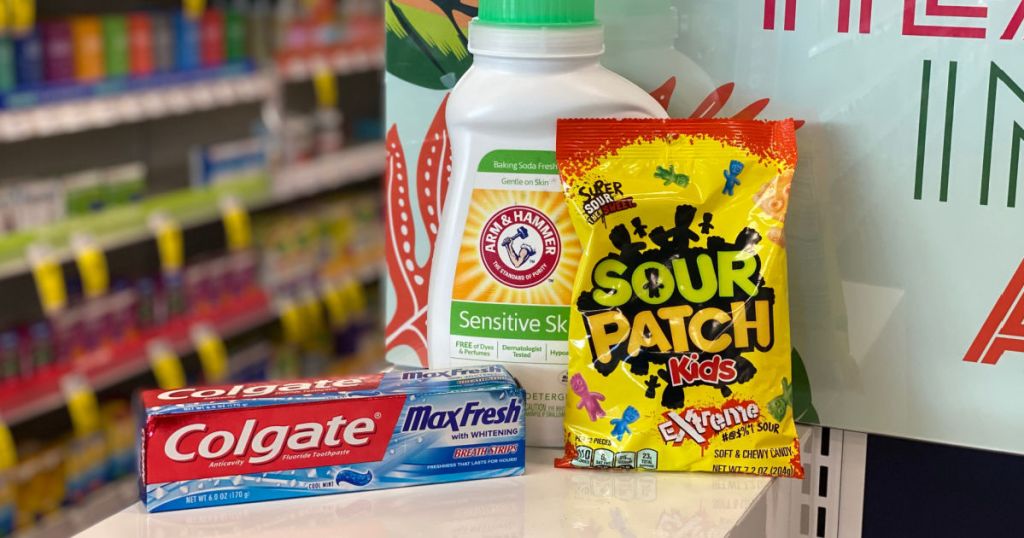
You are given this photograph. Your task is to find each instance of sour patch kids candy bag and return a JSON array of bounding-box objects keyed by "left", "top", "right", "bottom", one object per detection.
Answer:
[{"left": 555, "top": 119, "right": 803, "bottom": 477}]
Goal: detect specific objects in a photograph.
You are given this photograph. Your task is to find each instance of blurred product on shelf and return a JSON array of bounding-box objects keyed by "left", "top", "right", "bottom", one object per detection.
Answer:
[
  {"left": 12, "top": 22, "right": 43, "bottom": 90},
  {"left": 101, "top": 163, "right": 146, "bottom": 208},
  {"left": 173, "top": 10, "right": 201, "bottom": 71},
  {"left": 101, "top": 14, "right": 130, "bottom": 79},
  {"left": 279, "top": 110, "right": 345, "bottom": 165},
  {"left": 69, "top": 15, "right": 105, "bottom": 83},
  {"left": 314, "top": 107, "right": 344, "bottom": 155},
  {"left": 40, "top": 19, "right": 73, "bottom": 84},
  {"left": 0, "top": 162, "right": 147, "bottom": 234},
  {"left": 0, "top": 179, "right": 63, "bottom": 233},
  {"left": 65, "top": 162, "right": 146, "bottom": 217},
  {"left": 190, "top": 137, "right": 268, "bottom": 187},
  {"left": 281, "top": 114, "right": 315, "bottom": 163},
  {"left": 126, "top": 13, "right": 155, "bottom": 77},
  {"left": 255, "top": 192, "right": 383, "bottom": 297}
]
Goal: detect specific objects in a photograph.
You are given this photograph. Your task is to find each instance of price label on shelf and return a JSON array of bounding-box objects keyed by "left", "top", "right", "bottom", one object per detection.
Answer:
[
  {"left": 61, "top": 374, "right": 101, "bottom": 437},
  {"left": 148, "top": 342, "right": 186, "bottom": 390},
  {"left": 9, "top": 0, "right": 34, "bottom": 33},
  {"left": 220, "top": 197, "right": 252, "bottom": 252},
  {"left": 0, "top": 418, "right": 15, "bottom": 470},
  {"left": 344, "top": 279, "right": 368, "bottom": 313},
  {"left": 278, "top": 298, "right": 305, "bottom": 344},
  {"left": 183, "top": 0, "right": 206, "bottom": 19},
  {"left": 150, "top": 214, "right": 184, "bottom": 275},
  {"left": 313, "top": 68, "right": 339, "bottom": 109},
  {"left": 28, "top": 244, "right": 67, "bottom": 315},
  {"left": 192, "top": 325, "right": 229, "bottom": 383},
  {"left": 299, "top": 288, "right": 325, "bottom": 337},
  {"left": 0, "top": 1, "right": 8, "bottom": 34},
  {"left": 72, "top": 234, "right": 109, "bottom": 298},
  {"left": 321, "top": 281, "right": 348, "bottom": 328}
]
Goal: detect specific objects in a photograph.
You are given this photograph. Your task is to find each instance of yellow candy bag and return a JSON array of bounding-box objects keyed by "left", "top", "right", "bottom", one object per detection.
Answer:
[{"left": 555, "top": 119, "right": 803, "bottom": 477}]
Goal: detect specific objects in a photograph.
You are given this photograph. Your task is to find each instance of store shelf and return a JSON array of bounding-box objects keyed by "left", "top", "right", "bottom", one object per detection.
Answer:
[
  {"left": 270, "top": 143, "right": 386, "bottom": 200},
  {"left": 0, "top": 288, "right": 272, "bottom": 427},
  {"left": 78, "top": 447, "right": 776, "bottom": 538},
  {"left": 0, "top": 260, "right": 381, "bottom": 428},
  {"left": 0, "top": 141, "right": 386, "bottom": 281},
  {"left": 0, "top": 67, "right": 271, "bottom": 143},
  {"left": 0, "top": 39, "right": 384, "bottom": 143}
]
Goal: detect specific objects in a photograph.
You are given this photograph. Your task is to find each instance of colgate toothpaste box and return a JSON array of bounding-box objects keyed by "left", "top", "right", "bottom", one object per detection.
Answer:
[{"left": 138, "top": 365, "right": 525, "bottom": 512}]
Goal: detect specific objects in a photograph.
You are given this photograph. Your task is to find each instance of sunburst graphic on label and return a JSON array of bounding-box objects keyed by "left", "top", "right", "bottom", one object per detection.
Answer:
[{"left": 454, "top": 189, "right": 579, "bottom": 306}]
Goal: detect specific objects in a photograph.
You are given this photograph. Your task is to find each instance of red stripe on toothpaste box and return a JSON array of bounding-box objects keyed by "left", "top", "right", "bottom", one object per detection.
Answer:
[
  {"left": 141, "top": 374, "right": 386, "bottom": 407},
  {"left": 138, "top": 365, "right": 526, "bottom": 511}
]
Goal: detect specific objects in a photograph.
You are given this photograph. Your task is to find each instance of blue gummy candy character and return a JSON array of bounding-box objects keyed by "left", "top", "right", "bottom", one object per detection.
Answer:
[
  {"left": 723, "top": 160, "right": 744, "bottom": 196},
  {"left": 335, "top": 469, "right": 373, "bottom": 487},
  {"left": 610, "top": 406, "right": 640, "bottom": 441}
]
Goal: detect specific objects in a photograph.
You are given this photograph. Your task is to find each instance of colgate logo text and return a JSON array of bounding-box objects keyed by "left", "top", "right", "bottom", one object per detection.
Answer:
[
  {"left": 165, "top": 415, "right": 376, "bottom": 465},
  {"left": 145, "top": 397, "right": 405, "bottom": 484}
]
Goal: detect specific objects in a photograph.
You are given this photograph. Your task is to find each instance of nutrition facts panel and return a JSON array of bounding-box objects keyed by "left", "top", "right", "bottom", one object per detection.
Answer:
[{"left": 450, "top": 336, "right": 568, "bottom": 365}]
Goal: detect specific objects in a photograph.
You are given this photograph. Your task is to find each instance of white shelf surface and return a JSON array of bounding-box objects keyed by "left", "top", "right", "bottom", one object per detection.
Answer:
[
  {"left": 280, "top": 47, "right": 385, "bottom": 82},
  {"left": 0, "top": 47, "right": 383, "bottom": 143},
  {"left": 0, "top": 73, "right": 272, "bottom": 143},
  {"left": 77, "top": 448, "right": 775, "bottom": 538}
]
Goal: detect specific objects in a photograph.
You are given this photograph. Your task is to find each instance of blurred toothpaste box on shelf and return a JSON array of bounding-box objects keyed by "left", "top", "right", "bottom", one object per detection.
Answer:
[{"left": 137, "top": 365, "right": 526, "bottom": 512}]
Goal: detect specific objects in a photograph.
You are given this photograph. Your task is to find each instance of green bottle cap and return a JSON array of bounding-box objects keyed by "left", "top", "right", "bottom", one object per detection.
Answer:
[{"left": 478, "top": 0, "right": 597, "bottom": 27}]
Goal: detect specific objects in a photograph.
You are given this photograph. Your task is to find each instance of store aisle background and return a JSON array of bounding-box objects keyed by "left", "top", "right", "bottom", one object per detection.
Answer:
[{"left": 0, "top": 1, "right": 386, "bottom": 535}]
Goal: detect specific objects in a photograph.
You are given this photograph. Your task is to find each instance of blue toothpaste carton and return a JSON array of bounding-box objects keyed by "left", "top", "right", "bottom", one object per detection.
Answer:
[{"left": 138, "top": 365, "right": 525, "bottom": 512}]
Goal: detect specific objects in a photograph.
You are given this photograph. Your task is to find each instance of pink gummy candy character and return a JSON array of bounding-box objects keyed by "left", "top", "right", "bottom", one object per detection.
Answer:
[{"left": 570, "top": 373, "right": 606, "bottom": 422}]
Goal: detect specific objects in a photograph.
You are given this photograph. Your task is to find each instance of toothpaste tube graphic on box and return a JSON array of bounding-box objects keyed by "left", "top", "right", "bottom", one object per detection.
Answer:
[{"left": 137, "top": 365, "right": 525, "bottom": 512}]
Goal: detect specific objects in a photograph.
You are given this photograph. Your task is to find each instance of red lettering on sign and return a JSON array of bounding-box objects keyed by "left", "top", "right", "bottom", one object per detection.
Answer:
[
  {"left": 902, "top": 0, "right": 988, "bottom": 39},
  {"left": 860, "top": 0, "right": 874, "bottom": 33},
  {"left": 964, "top": 259, "right": 1024, "bottom": 365},
  {"left": 764, "top": 0, "right": 797, "bottom": 31},
  {"left": 1003, "top": 0, "right": 1024, "bottom": 40},
  {"left": 839, "top": 0, "right": 874, "bottom": 34}
]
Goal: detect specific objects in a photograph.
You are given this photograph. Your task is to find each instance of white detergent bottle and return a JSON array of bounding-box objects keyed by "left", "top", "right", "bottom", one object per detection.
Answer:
[{"left": 428, "top": 0, "right": 668, "bottom": 447}]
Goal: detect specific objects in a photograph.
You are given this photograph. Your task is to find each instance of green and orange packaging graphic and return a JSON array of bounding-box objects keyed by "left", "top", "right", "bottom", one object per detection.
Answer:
[
  {"left": 450, "top": 151, "right": 579, "bottom": 363},
  {"left": 555, "top": 118, "right": 803, "bottom": 476}
]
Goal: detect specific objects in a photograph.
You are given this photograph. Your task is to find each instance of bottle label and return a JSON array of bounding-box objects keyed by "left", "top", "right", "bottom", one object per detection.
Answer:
[{"left": 450, "top": 150, "right": 578, "bottom": 366}]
